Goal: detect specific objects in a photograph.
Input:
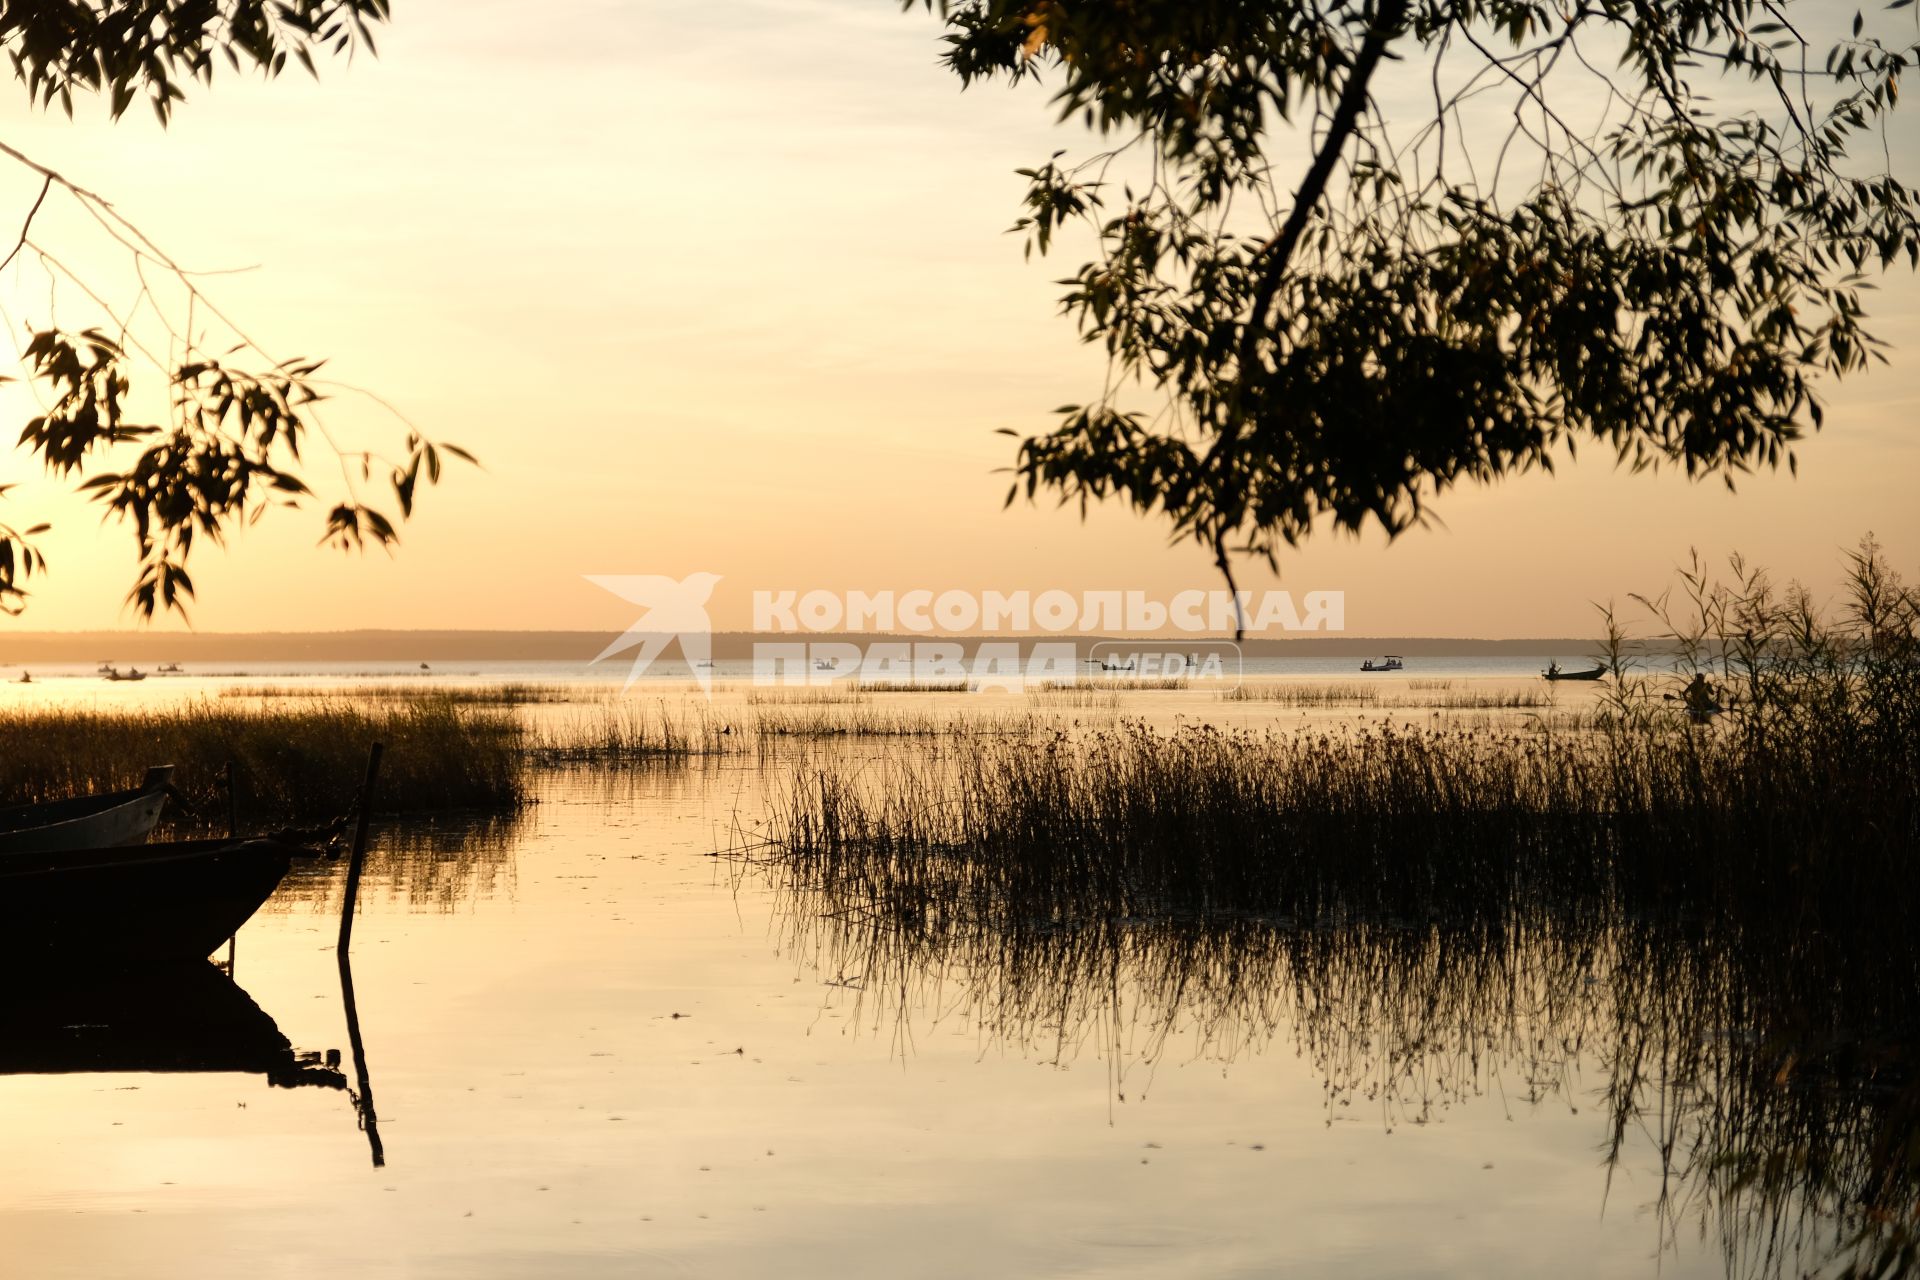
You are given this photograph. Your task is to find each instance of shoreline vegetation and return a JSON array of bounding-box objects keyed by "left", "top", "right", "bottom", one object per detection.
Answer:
[{"left": 734, "top": 540, "right": 1918, "bottom": 1279}]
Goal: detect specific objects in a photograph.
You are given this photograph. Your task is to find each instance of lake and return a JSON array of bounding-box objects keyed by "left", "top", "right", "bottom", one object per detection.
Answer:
[{"left": 0, "top": 670, "right": 1884, "bottom": 1278}]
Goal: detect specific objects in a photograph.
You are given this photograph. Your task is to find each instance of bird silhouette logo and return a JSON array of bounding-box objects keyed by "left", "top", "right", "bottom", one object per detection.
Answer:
[{"left": 585, "top": 572, "right": 723, "bottom": 695}]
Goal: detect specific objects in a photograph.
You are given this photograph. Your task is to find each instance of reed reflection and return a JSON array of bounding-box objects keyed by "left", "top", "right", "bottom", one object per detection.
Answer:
[
  {"left": 747, "top": 793, "right": 1918, "bottom": 1280},
  {"left": 275, "top": 810, "right": 526, "bottom": 912}
]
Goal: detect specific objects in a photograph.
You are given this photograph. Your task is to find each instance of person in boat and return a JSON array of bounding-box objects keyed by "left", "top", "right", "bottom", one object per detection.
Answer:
[
  {"left": 1682, "top": 673, "right": 1720, "bottom": 722},
  {"left": 1545, "top": 660, "right": 1561, "bottom": 678}
]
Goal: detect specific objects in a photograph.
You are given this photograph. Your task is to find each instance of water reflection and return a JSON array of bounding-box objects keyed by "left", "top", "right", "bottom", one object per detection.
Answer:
[
  {"left": 754, "top": 865, "right": 1919, "bottom": 1279},
  {"left": 0, "top": 954, "right": 398, "bottom": 1172},
  {"left": 0, "top": 962, "right": 343, "bottom": 1088},
  {"left": 275, "top": 810, "right": 527, "bottom": 911}
]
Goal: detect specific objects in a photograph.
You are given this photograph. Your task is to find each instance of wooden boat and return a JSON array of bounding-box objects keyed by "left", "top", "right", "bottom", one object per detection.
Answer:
[
  {"left": 0, "top": 836, "right": 310, "bottom": 969},
  {"left": 1543, "top": 662, "right": 1607, "bottom": 682},
  {"left": 0, "top": 961, "right": 344, "bottom": 1088},
  {"left": 104, "top": 667, "right": 147, "bottom": 682},
  {"left": 0, "top": 766, "right": 174, "bottom": 855}
]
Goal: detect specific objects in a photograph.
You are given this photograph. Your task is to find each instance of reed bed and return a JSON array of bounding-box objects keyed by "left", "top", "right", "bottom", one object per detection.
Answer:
[
  {"left": 1023, "top": 686, "right": 1122, "bottom": 709},
  {"left": 745, "top": 541, "right": 1920, "bottom": 1278},
  {"left": 1219, "top": 681, "right": 1552, "bottom": 709},
  {"left": 1033, "top": 676, "right": 1191, "bottom": 692},
  {"left": 854, "top": 679, "right": 975, "bottom": 694},
  {"left": 1218, "top": 682, "right": 1385, "bottom": 705},
  {"left": 750, "top": 705, "right": 1050, "bottom": 742},
  {"left": 0, "top": 696, "right": 525, "bottom": 820},
  {"left": 1427, "top": 689, "right": 1553, "bottom": 708},
  {"left": 744, "top": 685, "right": 874, "bottom": 706},
  {"left": 223, "top": 681, "right": 579, "bottom": 705},
  {"left": 742, "top": 679, "right": 977, "bottom": 700},
  {"left": 527, "top": 702, "right": 734, "bottom": 763}
]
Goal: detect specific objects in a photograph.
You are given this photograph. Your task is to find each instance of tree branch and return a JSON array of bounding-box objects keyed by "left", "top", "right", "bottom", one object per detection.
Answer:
[
  {"left": 1225, "top": 0, "right": 1410, "bottom": 430},
  {"left": 0, "top": 175, "right": 51, "bottom": 275}
]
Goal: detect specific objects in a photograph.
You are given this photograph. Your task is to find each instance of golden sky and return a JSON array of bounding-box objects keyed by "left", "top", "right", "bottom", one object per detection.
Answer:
[{"left": 0, "top": 0, "right": 1915, "bottom": 638}]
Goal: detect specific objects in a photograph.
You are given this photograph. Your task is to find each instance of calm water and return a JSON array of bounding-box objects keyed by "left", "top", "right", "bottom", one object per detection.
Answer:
[
  {"left": 0, "top": 673, "right": 1869, "bottom": 1277},
  {"left": 3, "top": 652, "right": 1637, "bottom": 691}
]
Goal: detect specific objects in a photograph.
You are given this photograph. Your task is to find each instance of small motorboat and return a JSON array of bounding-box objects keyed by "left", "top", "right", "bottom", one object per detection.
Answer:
[
  {"left": 1543, "top": 662, "right": 1607, "bottom": 682},
  {"left": 1360, "top": 655, "right": 1405, "bottom": 672},
  {"left": 0, "top": 835, "right": 314, "bottom": 970},
  {"left": 0, "top": 766, "right": 174, "bottom": 855}
]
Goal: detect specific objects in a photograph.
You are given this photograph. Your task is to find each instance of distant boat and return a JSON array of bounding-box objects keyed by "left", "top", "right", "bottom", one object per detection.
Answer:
[
  {"left": 419, "top": 662, "right": 431, "bottom": 671},
  {"left": 0, "top": 835, "right": 310, "bottom": 970},
  {"left": 96, "top": 661, "right": 115, "bottom": 674},
  {"left": 104, "top": 667, "right": 147, "bottom": 682},
  {"left": 1360, "top": 655, "right": 1404, "bottom": 672},
  {"left": 16, "top": 670, "right": 29, "bottom": 684},
  {"left": 0, "top": 766, "right": 174, "bottom": 855},
  {"left": 814, "top": 658, "right": 836, "bottom": 671},
  {"left": 1543, "top": 662, "right": 1606, "bottom": 682},
  {"left": 156, "top": 662, "right": 183, "bottom": 674}
]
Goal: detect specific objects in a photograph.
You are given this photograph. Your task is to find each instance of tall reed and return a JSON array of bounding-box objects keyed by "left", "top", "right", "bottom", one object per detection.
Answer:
[
  {"left": 0, "top": 695, "right": 525, "bottom": 820},
  {"left": 746, "top": 541, "right": 1920, "bottom": 1277}
]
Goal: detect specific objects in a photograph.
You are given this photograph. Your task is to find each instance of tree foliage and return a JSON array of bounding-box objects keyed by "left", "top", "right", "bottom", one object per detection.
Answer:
[
  {"left": 920, "top": 0, "right": 1920, "bottom": 618},
  {"left": 0, "top": 0, "right": 467, "bottom": 615},
  {"left": 2, "top": 0, "right": 390, "bottom": 123}
]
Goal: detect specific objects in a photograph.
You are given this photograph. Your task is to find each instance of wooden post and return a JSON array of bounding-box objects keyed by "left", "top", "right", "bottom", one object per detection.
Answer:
[{"left": 337, "top": 743, "right": 384, "bottom": 959}]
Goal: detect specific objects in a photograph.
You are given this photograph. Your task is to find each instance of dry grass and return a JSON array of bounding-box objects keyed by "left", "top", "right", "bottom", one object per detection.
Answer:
[
  {"left": 527, "top": 702, "right": 734, "bottom": 763},
  {"left": 0, "top": 695, "right": 525, "bottom": 821},
  {"left": 222, "top": 681, "right": 578, "bottom": 705}
]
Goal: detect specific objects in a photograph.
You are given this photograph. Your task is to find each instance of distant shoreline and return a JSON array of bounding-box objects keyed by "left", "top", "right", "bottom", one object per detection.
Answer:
[{"left": 0, "top": 628, "right": 1608, "bottom": 663}]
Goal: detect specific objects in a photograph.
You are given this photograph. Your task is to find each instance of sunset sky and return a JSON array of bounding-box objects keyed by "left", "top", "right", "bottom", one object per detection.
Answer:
[{"left": 0, "top": 0, "right": 1914, "bottom": 639}]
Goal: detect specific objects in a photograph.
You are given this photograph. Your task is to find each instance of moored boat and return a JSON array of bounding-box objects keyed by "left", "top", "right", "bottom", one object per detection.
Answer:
[
  {"left": 0, "top": 836, "right": 311, "bottom": 969},
  {"left": 0, "top": 767, "right": 174, "bottom": 855}
]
